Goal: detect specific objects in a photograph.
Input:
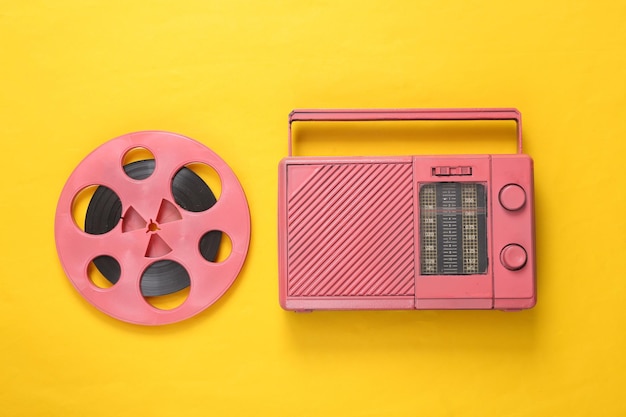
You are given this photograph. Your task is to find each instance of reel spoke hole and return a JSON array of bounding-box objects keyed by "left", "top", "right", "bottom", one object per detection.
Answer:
[
  {"left": 145, "top": 234, "right": 172, "bottom": 258},
  {"left": 122, "top": 206, "right": 147, "bottom": 232},
  {"left": 172, "top": 163, "right": 221, "bottom": 212},
  {"left": 122, "top": 147, "right": 155, "bottom": 180},
  {"left": 73, "top": 185, "right": 122, "bottom": 234},
  {"left": 88, "top": 256, "right": 120, "bottom": 289},
  {"left": 155, "top": 199, "right": 182, "bottom": 224},
  {"left": 200, "top": 230, "right": 232, "bottom": 263},
  {"left": 141, "top": 260, "right": 190, "bottom": 310}
]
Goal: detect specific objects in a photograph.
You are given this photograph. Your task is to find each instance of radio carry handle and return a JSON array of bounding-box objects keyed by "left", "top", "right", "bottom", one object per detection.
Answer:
[{"left": 288, "top": 108, "right": 523, "bottom": 156}]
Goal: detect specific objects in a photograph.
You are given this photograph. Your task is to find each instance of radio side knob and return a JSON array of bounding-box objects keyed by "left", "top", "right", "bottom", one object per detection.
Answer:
[
  {"left": 499, "top": 184, "right": 526, "bottom": 211},
  {"left": 500, "top": 244, "right": 528, "bottom": 271}
]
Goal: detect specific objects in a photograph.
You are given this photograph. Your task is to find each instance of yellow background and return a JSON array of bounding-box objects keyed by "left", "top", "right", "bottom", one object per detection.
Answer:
[{"left": 1, "top": 1, "right": 625, "bottom": 416}]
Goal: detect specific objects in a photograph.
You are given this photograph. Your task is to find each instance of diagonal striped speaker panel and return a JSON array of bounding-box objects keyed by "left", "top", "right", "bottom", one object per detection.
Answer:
[{"left": 287, "top": 163, "right": 415, "bottom": 297}]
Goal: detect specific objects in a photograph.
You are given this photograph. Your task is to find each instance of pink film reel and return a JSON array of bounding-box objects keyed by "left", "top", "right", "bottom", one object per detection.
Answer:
[{"left": 55, "top": 131, "right": 251, "bottom": 325}]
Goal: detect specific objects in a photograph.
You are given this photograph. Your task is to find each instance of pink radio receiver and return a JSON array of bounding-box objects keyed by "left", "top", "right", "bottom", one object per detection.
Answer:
[{"left": 278, "top": 109, "right": 536, "bottom": 311}]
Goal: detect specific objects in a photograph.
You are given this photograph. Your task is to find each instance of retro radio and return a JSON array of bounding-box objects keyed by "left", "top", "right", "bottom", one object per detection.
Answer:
[{"left": 278, "top": 109, "right": 535, "bottom": 311}]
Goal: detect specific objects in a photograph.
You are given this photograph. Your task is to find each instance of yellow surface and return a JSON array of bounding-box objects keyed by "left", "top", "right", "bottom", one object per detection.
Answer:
[{"left": 1, "top": 1, "right": 625, "bottom": 416}]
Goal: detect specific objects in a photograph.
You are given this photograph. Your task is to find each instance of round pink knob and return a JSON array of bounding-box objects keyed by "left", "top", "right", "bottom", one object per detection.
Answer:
[
  {"left": 499, "top": 184, "right": 526, "bottom": 211},
  {"left": 500, "top": 244, "right": 527, "bottom": 271}
]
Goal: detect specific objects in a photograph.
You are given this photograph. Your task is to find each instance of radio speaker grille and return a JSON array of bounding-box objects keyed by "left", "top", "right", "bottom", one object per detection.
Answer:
[{"left": 287, "top": 163, "right": 415, "bottom": 297}]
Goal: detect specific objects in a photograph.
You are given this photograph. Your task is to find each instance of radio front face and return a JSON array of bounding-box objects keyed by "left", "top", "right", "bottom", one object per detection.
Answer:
[{"left": 278, "top": 154, "right": 535, "bottom": 311}]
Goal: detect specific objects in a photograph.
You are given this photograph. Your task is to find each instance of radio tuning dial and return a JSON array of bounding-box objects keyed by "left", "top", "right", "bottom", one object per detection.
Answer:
[
  {"left": 500, "top": 244, "right": 527, "bottom": 271},
  {"left": 499, "top": 184, "right": 526, "bottom": 211}
]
